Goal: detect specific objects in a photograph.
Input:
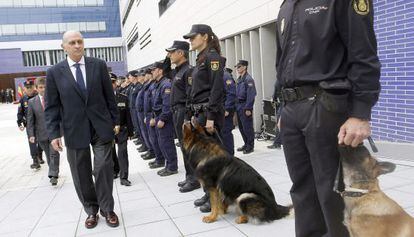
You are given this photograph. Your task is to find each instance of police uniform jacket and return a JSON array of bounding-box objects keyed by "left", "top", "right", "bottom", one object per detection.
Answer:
[
  {"left": 223, "top": 71, "right": 236, "bottom": 113},
  {"left": 236, "top": 73, "right": 257, "bottom": 111},
  {"left": 171, "top": 62, "right": 191, "bottom": 108},
  {"left": 152, "top": 77, "right": 172, "bottom": 122},
  {"left": 115, "top": 91, "right": 133, "bottom": 142},
  {"left": 17, "top": 94, "right": 36, "bottom": 127}
]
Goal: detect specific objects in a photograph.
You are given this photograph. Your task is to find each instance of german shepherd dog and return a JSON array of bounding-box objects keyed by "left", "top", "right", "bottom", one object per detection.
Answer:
[
  {"left": 339, "top": 145, "right": 414, "bottom": 237},
  {"left": 182, "top": 121, "right": 293, "bottom": 224}
]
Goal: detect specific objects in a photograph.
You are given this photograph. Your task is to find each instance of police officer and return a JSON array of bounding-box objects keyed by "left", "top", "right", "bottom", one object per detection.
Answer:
[
  {"left": 276, "top": 0, "right": 380, "bottom": 236},
  {"left": 144, "top": 66, "right": 165, "bottom": 170},
  {"left": 222, "top": 67, "right": 237, "bottom": 155},
  {"left": 183, "top": 24, "right": 226, "bottom": 213},
  {"left": 17, "top": 80, "right": 44, "bottom": 168},
  {"left": 127, "top": 70, "right": 143, "bottom": 145},
  {"left": 150, "top": 62, "right": 178, "bottom": 176},
  {"left": 135, "top": 70, "right": 148, "bottom": 152},
  {"left": 166, "top": 40, "right": 201, "bottom": 191},
  {"left": 235, "top": 60, "right": 257, "bottom": 154},
  {"left": 110, "top": 73, "right": 133, "bottom": 186},
  {"left": 138, "top": 69, "right": 156, "bottom": 160}
]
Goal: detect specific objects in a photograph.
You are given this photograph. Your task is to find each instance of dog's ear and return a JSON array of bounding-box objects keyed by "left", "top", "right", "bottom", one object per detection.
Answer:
[{"left": 376, "top": 161, "right": 396, "bottom": 176}]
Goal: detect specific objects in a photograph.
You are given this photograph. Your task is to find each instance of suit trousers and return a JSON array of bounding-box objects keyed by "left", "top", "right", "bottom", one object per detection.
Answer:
[
  {"left": 281, "top": 98, "right": 349, "bottom": 237},
  {"left": 38, "top": 140, "right": 60, "bottom": 178},
  {"left": 66, "top": 134, "right": 114, "bottom": 216}
]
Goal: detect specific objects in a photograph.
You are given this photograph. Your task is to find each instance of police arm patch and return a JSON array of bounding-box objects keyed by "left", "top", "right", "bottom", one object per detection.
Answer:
[
  {"left": 353, "top": 0, "right": 369, "bottom": 15},
  {"left": 248, "top": 83, "right": 254, "bottom": 87},
  {"left": 211, "top": 61, "right": 220, "bottom": 71},
  {"left": 164, "top": 88, "right": 171, "bottom": 94}
]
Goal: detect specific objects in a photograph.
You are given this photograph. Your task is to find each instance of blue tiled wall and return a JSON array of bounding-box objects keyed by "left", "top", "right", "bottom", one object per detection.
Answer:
[
  {"left": 371, "top": 0, "right": 414, "bottom": 142},
  {"left": 0, "top": 0, "right": 121, "bottom": 42}
]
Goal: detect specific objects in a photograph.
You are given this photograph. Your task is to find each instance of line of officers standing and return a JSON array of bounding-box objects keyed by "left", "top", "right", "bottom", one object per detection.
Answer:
[{"left": 110, "top": 24, "right": 257, "bottom": 213}]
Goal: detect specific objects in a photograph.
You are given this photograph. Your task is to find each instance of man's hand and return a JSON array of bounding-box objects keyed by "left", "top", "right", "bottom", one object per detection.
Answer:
[
  {"left": 29, "top": 137, "right": 35, "bottom": 143},
  {"left": 338, "top": 117, "right": 371, "bottom": 147},
  {"left": 157, "top": 120, "right": 165, "bottom": 129},
  {"left": 225, "top": 111, "right": 229, "bottom": 117},
  {"left": 205, "top": 120, "right": 215, "bottom": 134},
  {"left": 150, "top": 118, "right": 156, "bottom": 127},
  {"left": 19, "top": 126, "right": 25, "bottom": 131},
  {"left": 51, "top": 138, "right": 63, "bottom": 152},
  {"left": 114, "top": 125, "right": 120, "bottom": 135},
  {"left": 245, "top": 110, "right": 252, "bottom": 117}
]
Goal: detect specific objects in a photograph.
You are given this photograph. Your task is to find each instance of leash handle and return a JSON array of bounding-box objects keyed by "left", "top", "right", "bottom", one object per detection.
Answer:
[{"left": 367, "top": 136, "right": 378, "bottom": 153}]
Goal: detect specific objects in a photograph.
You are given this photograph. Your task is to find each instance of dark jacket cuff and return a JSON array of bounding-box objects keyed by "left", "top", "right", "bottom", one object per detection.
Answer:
[
  {"left": 350, "top": 99, "right": 372, "bottom": 120},
  {"left": 207, "top": 111, "right": 217, "bottom": 121}
]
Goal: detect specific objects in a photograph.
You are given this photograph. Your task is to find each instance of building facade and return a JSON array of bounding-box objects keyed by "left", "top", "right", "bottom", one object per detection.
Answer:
[
  {"left": 120, "top": 0, "right": 414, "bottom": 143},
  {"left": 0, "top": 0, "right": 126, "bottom": 91}
]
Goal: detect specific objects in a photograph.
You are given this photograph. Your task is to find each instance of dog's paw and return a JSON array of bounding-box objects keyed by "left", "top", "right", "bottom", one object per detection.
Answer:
[
  {"left": 202, "top": 215, "right": 217, "bottom": 223},
  {"left": 235, "top": 216, "right": 248, "bottom": 224}
]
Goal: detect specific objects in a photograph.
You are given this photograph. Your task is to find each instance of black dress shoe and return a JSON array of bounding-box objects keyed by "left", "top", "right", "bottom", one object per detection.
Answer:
[
  {"left": 237, "top": 146, "right": 246, "bottom": 152},
  {"left": 143, "top": 153, "right": 155, "bottom": 160},
  {"left": 120, "top": 179, "right": 131, "bottom": 186},
  {"left": 138, "top": 145, "right": 148, "bottom": 153},
  {"left": 141, "top": 151, "right": 150, "bottom": 158},
  {"left": 50, "top": 177, "right": 58, "bottom": 186},
  {"left": 149, "top": 162, "right": 164, "bottom": 169},
  {"left": 267, "top": 144, "right": 281, "bottom": 149},
  {"left": 30, "top": 158, "right": 40, "bottom": 169},
  {"left": 38, "top": 157, "right": 45, "bottom": 164},
  {"left": 177, "top": 180, "right": 187, "bottom": 187},
  {"left": 179, "top": 182, "right": 200, "bottom": 193},
  {"left": 243, "top": 148, "right": 254, "bottom": 154},
  {"left": 158, "top": 169, "right": 178, "bottom": 177},
  {"left": 194, "top": 194, "right": 209, "bottom": 207},
  {"left": 199, "top": 201, "right": 211, "bottom": 213}
]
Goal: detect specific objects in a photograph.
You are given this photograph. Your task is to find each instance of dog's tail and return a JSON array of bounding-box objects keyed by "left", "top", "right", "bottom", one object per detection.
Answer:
[{"left": 265, "top": 203, "right": 294, "bottom": 221}]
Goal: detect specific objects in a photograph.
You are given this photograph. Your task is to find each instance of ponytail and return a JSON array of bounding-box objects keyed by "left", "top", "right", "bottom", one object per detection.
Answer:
[{"left": 196, "top": 32, "right": 221, "bottom": 65}]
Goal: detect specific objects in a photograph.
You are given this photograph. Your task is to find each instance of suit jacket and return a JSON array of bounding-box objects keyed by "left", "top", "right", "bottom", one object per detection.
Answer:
[
  {"left": 44, "top": 57, "right": 119, "bottom": 149},
  {"left": 27, "top": 96, "right": 49, "bottom": 142}
]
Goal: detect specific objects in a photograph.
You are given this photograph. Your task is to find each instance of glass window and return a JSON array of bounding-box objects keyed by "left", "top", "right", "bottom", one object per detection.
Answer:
[
  {"left": 84, "top": 0, "right": 96, "bottom": 6},
  {"left": 79, "top": 22, "right": 87, "bottom": 31},
  {"left": 56, "top": 0, "right": 65, "bottom": 6},
  {"left": 77, "top": 0, "right": 85, "bottom": 6},
  {"left": 24, "top": 24, "right": 38, "bottom": 35},
  {"left": 15, "top": 24, "right": 25, "bottom": 35},
  {"left": 64, "top": 0, "right": 77, "bottom": 6},
  {"left": 98, "top": 21, "right": 106, "bottom": 31},
  {"left": 21, "top": 0, "right": 35, "bottom": 7},
  {"left": 0, "top": 0, "right": 13, "bottom": 7},
  {"left": 86, "top": 22, "right": 99, "bottom": 32},
  {"left": 12, "top": 0, "right": 22, "bottom": 7},
  {"left": 96, "top": 0, "right": 103, "bottom": 5},
  {"left": 43, "top": 0, "right": 57, "bottom": 6},
  {"left": 37, "top": 24, "right": 46, "bottom": 34},
  {"left": 45, "top": 23, "right": 59, "bottom": 34},
  {"left": 67, "top": 22, "right": 80, "bottom": 31},
  {"left": 35, "top": 0, "right": 44, "bottom": 7},
  {"left": 2, "top": 25, "right": 16, "bottom": 35},
  {"left": 58, "top": 23, "right": 67, "bottom": 33}
]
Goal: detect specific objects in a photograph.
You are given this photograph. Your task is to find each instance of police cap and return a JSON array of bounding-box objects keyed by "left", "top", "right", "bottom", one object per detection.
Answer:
[
  {"left": 166, "top": 41, "right": 190, "bottom": 52},
  {"left": 109, "top": 72, "right": 117, "bottom": 81},
  {"left": 24, "top": 80, "right": 34, "bottom": 88},
  {"left": 235, "top": 60, "right": 249, "bottom": 67},
  {"left": 183, "top": 24, "right": 213, "bottom": 39},
  {"left": 129, "top": 70, "right": 139, "bottom": 77},
  {"left": 149, "top": 62, "right": 164, "bottom": 70}
]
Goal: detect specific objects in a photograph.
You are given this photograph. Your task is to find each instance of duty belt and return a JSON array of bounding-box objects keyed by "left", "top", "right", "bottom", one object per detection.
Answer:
[{"left": 281, "top": 85, "right": 321, "bottom": 102}]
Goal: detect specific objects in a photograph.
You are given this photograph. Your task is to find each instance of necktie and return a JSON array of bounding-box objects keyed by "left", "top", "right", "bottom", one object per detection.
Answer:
[
  {"left": 41, "top": 96, "right": 45, "bottom": 111},
  {"left": 74, "top": 63, "right": 87, "bottom": 96}
]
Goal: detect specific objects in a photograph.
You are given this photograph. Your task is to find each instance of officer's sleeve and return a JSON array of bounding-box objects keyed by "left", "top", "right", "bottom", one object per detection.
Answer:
[
  {"left": 17, "top": 99, "right": 24, "bottom": 127},
  {"left": 126, "top": 98, "right": 134, "bottom": 137},
  {"left": 26, "top": 100, "right": 35, "bottom": 138},
  {"left": 275, "top": 21, "right": 283, "bottom": 77},
  {"left": 244, "top": 77, "right": 257, "bottom": 111},
  {"left": 336, "top": 0, "right": 381, "bottom": 120},
  {"left": 224, "top": 76, "right": 236, "bottom": 113},
  {"left": 101, "top": 61, "right": 120, "bottom": 126},
  {"left": 44, "top": 68, "right": 62, "bottom": 140},
  {"left": 206, "top": 55, "right": 225, "bottom": 120},
  {"left": 160, "top": 83, "right": 172, "bottom": 122}
]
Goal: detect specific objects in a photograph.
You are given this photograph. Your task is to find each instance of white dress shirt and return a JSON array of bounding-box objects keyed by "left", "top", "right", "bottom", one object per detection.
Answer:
[{"left": 67, "top": 56, "right": 87, "bottom": 89}]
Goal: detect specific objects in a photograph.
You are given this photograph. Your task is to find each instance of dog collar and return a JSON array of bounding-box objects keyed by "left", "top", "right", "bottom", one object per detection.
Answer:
[{"left": 341, "top": 187, "right": 369, "bottom": 198}]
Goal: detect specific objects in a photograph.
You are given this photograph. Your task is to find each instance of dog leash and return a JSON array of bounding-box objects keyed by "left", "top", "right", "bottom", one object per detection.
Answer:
[{"left": 333, "top": 136, "right": 378, "bottom": 195}]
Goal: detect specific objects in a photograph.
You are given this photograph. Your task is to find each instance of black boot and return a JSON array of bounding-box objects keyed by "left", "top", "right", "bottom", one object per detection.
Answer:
[
  {"left": 194, "top": 193, "right": 209, "bottom": 207},
  {"left": 37, "top": 154, "right": 45, "bottom": 164},
  {"left": 199, "top": 200, "right": 211, "bottom": 213},
  {"left": 30, "top": 157, "right": 40, "bottom": 169}
]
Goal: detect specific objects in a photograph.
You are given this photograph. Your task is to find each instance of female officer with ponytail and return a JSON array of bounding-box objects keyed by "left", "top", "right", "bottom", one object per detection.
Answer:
[{"left": 183, "top": 24, "right": 226, "bottom": 213}]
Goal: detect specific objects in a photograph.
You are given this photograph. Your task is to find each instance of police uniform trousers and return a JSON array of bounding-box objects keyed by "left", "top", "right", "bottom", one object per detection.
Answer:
[
  {"left": 236, "top": 104, "right": 255, "bottom": 150},
  {"left": 273, "top": 107, "right": 282, "bottom": 146},
  {"left": 146, "top": 113, "right": 165, "bottom": 165},
  {"left": 114, "top": 127, "right": 129, "bottom": 180},
  {"left": 138, "top": 111, "right": 153, "bottom": 152},
  {"left": 130, "top": 108, "right": 141, "bottom": 139},
  {"left": 155, "top": 116, "right": 178, "bottom": 171},
  {"left": 66, "top": 131, "right": 114, "bottom": 216},
  {"left": 221, "top": 111, "right": 235, "bottom": 155},
  {"left": 111, "top": 145, "right": 120, "bottom": 174},
  {"left": 38, "top": 140, "right": 60, "bottom": 178},
  {"left": 173, "top": 106, "right": 197, "bottom": 183},
  {"left": 281, "top": 98, "right": 349, "bottom": 237}
]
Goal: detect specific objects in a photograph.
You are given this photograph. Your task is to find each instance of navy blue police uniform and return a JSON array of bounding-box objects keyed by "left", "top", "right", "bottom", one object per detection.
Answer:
[
  {"left": 128, "top": 71, "right": 143, "bottom": 142},
  {"left": 235, "top": 60, "right": 257, "bottom": 154},
  {"left": 222, "top": 68, "right": 236, "bottom": 155},
  {"left": 152, "top": 69, "right": 178, "bottom": 175},
  {"left": 276, "top": 0, "right": 381, "bottom": 236}
]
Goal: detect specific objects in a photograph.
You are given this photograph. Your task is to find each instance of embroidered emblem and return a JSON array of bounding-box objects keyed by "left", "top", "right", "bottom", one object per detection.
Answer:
[
  {"left": 211, "top": 61, "right": 219, "bottom": 71},
  {"left": 164, "top": 88, "right": 171, "bottom": 94},
  {"left": 117, "top": 102, "right": 126, "bottom": 107},
  {"left": 353, "top": 0, "right": 369, "bottom": 15},
  {"left": 226, "top": 80, "right": 232, "bottom": 85},
  {"left": 248, "top": 83, "right": 254, "bottom": 87},
  {"left": 305, "top": 6, "right": 328, "bottom": 15}
]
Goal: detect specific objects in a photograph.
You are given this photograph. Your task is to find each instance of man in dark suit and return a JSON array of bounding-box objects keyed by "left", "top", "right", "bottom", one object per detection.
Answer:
[
  {"left": 44, "top": 31, "right": 120, "bottom": 229},
  {"left": 27, "top": 77, "right": 60, "bottom": 185}
]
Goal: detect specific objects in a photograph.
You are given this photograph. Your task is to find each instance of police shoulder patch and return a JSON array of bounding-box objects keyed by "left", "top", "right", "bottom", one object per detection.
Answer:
[
  {"left": 211, "top": 61, "right": 220, "bottom": 71},
  {"left": 353, "top": 0, "right": 369, "bottom": 15}
]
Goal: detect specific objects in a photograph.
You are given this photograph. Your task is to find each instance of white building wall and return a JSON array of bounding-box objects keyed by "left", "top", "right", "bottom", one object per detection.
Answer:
[{"left": 122, "top": 0, "right": 283, "bottom": 131}]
